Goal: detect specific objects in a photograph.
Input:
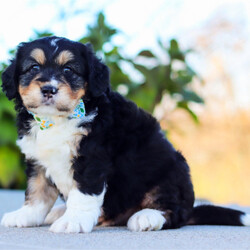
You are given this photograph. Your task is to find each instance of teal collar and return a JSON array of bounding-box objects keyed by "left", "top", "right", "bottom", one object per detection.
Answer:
[{"left": 29, "top": 99, "right": 86, "bottom": 130}]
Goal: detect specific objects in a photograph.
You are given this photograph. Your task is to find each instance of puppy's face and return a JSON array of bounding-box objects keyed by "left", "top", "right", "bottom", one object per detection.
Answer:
[
  {"left": 1, "top": 36, "right": 110, "bottom": 116},
  {"left": 18, "top": 41, "right": 87, "bottom": 116}
]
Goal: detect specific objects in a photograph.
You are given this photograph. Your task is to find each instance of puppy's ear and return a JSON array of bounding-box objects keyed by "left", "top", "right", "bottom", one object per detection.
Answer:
[
  {"left": 1, "top": 59, "right": 17, "bottom": 100},
  {"left": 85, "top": 44, "right": 110, "bottom": 97}
]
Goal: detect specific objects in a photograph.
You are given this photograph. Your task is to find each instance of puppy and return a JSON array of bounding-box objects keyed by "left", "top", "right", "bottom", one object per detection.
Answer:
[{"left": 1, "top": 36, "right": 249, "bottom": 233}]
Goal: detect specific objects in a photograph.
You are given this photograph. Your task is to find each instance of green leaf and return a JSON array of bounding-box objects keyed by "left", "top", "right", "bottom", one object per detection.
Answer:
[
  {"left": 0, "top": 93, "right": 16, "bottom": 118},
  {"left": 173, "top": 70, "right": 193, "bottom": 86},
  {"left": 31, "top": 30, "right": 54, "bottom": 40},
  {"left": 97, "top": 12, "right": 105, "bottom": 28},
  {"left": 181, "top": 90, "right": 204, "bottom": 103},
  {"left": 186, "top": 66, "right": 197, "bottom": 77},
  {"left": 170, "top": 39, "right": 179, "bottom": 51},
  {"left": 0, "top": 146, "right": 20, "bottom": 188},
  {"left": 177, "top": 101, "right": 199, "bottom": 123},
  {"left": 79, "top": 12, "right": 118, "bottom": 52},
  {"left": 132, "top": 63, "right": 151, "bottom": 79},
  {"left": 109, "top": 62, "right": 132, "bottom": 88},
  {"left": 129, "top": 83, "right": 157, "bottom": 112},
  {"left": 137, "top": 50, "right": 156, "bottom": 58},
  {"left": 168, "top": 39, "right": 185, "bottom": 61},
  {"left": 0, "top": 118, "right": 18, "bottom": 144},
  {"left": 105, "top": 46, "right": 119, "bottom": 57}
]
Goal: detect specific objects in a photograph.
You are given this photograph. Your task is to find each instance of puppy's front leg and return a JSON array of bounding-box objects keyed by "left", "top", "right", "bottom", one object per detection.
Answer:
[
  {"left": 1, "top": 169, "right": 58, "bottom": 228},
  {"left": 49, "top": 187, "right": 105, "bottom": 233}
]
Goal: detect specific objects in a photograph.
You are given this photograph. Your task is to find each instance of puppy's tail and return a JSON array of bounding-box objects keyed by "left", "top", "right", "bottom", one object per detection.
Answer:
[{"left": 187, "top": 205, "right": 250, "bottom": 226}]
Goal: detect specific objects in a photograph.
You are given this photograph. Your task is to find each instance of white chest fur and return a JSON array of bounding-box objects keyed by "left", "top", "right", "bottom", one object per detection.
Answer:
[{"left": 17, "top": 117, "right": 89, "bottom": 197}]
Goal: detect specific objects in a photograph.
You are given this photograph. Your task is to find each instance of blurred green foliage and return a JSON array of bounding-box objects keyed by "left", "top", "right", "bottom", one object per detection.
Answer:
[
  {"left": 0, "top": 75, "right": 26, "bottom": 189},
  {"left": 0, "top": 12, "right": 203, "bottom": 189}
]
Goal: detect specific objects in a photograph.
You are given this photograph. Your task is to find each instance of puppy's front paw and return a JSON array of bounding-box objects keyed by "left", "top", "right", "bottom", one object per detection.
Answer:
[
  {"left": 1, "top": 205, "right": 45, "bottom": 228},
  {"left": 49, "top": 209, "right": 98, "bottom": 233}
]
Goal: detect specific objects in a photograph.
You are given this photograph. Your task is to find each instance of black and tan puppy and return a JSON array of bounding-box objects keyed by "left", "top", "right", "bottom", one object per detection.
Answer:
[{"left": 1, "top": 36, "right": 249, "bottom": 233}]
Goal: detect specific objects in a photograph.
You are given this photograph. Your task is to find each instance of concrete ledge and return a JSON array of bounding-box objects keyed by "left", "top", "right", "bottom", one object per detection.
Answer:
[{"left": 0, "top": 190, "right": 250, "bottom": 249}]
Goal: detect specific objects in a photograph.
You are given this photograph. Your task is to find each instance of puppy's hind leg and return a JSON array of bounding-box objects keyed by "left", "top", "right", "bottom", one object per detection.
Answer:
[
  {"left": 44, "top": 204, "right": 66, "bottom": 225},
  {"left": 127, "top": 209, "right": 166, "bottom": 232},
  {"left": 127, "top": 173, "right": 194, "bottom": 232}
]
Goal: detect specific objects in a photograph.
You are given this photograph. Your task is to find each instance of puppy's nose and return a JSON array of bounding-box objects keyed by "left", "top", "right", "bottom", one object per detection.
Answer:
[{"left": 41, "top": 85, "right": 58, "bottom": 98}]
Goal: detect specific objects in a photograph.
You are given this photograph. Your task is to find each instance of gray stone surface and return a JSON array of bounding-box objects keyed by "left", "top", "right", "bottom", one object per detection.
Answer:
[{"left": 0, "top": 190, "right": 250, "bottom": 250}]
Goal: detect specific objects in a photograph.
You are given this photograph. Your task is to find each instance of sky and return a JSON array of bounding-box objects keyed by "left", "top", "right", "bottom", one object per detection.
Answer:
[{"left": 0, "top": 0, "right": 249, "bottom": 108}]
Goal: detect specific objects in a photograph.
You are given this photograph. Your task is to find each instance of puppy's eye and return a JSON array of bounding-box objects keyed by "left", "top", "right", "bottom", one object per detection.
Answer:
[
  {"left": 63, "top": 66, "right": 73, "bottom": 75},
  {"left": 30, "top": 65, "right": 40, "bottom": 73}
]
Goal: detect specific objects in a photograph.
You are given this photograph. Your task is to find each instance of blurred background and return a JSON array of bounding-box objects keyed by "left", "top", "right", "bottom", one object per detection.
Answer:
[{"left": 0, "top": 0, "right": 249, "bottom": 205}]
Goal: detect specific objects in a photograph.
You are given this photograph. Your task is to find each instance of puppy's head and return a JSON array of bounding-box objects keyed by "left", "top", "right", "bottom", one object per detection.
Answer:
[{"left": 1, "top": 36, "right": 109, "bottom": 116}]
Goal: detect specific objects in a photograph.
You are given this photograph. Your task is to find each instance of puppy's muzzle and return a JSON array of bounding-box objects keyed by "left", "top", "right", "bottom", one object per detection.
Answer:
[{"left": 41, "top": 85, "right": 58, "bottom": 99}]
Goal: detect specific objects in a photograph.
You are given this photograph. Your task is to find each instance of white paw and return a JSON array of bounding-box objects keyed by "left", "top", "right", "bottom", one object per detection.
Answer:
[
  {"left": 241, "top": 214, "right": 250, "bottom": 226},
  {"left": 127, "top": 209, "right": 166, "bottom": 232},
  {"left": 1, "top": 204, "right": 46, "bottom": 228},
  {"left": 49, "top": 208, "right": 98, "bottom": 233},
  {"left": 44, "top": 204, "right": 66, "bottom": 225}
]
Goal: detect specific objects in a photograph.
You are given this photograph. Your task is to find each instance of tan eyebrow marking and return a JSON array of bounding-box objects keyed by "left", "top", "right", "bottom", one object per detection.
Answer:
[
  {"left": 55, "top": 50, "right": 74, "bottom": 65},
  {"left": 30, "top": 48, "right": 46, "bottom": 65}
]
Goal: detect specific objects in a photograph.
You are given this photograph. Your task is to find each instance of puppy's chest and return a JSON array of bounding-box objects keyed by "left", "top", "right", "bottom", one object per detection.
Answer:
[{"left": 17, "top": 119, "right": 88, "bottom": 196}]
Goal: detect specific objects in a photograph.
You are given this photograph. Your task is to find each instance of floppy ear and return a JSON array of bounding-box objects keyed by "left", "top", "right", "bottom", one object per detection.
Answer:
[
  {"left": 1, "top": 59, "right": 18, "bottom": 100},
  {"left": 85, "top": 44, "right": 110, "bottom": 97}
]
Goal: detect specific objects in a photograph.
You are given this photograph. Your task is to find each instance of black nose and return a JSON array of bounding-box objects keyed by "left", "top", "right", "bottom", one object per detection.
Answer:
[{"left": 41, "top": 85, "right": 58, "bottom": 98}]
